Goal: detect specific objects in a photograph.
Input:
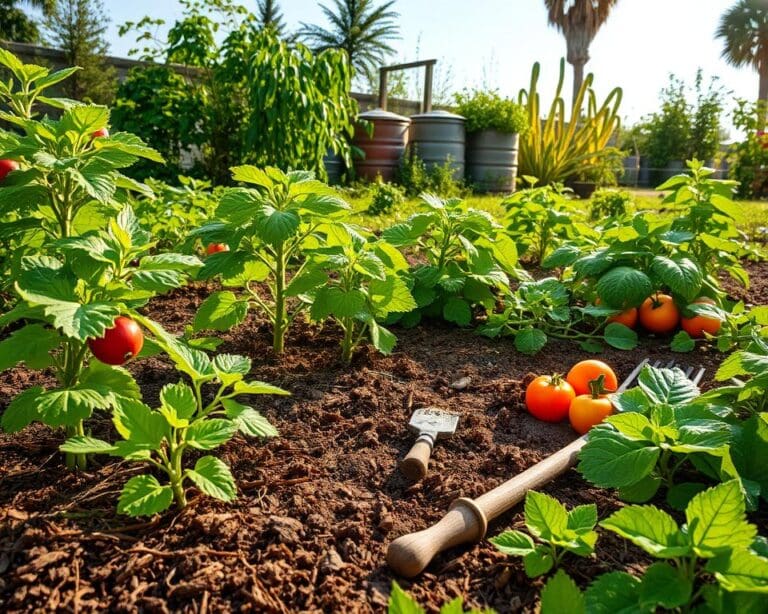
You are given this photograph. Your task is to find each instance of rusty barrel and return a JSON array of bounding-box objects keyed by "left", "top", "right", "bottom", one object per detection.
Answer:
[{"left": 352, "top": 109, "right": 410, "bottom": 182}]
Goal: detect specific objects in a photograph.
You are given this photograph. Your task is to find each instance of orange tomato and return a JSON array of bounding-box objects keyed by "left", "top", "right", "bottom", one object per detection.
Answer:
[
  {"left": 525, "top": 374, "right": 576, "bottom": 423},
  {"left": 206, "top": 243, "right": 229, "bottom": 255},
  {"left": 639, "top": 293, "right": 679, "bottom": 334},
  {"left": 596, "top": 299, "right": 638, "bottom": 329},
  {"left": 569, "top": 394, "right": 614, "bottom": 434},
  {"left": 681, "top": 297, "right": 721, "bottom": 338},
  {"left": 566, "top": 360, "right": 618, "bottom": 396}
]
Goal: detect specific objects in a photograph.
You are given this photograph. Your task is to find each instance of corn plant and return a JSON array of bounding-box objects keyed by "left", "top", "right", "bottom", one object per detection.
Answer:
[
  {"left": 61, "top": 318, "right": 288, "bottom": 515},
  {"left": 192, "top": 166, "right": 350, "bottom": 354},
  {"left": 517, "top": 59, "right": 622, "bottom": 185}
]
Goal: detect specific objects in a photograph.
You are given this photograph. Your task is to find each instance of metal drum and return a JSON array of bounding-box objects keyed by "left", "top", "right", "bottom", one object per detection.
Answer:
[
  {"left": 352, "top": 108, "right": 410, "bottom": 182},
  {"left": 466, "top": 130, "right": 519, "bottom": 193},
  {"left": 323, "top": 150, "right": 344, "bottom": 185},
  {"left": 409, "top": 110, "right": 465, "bottom": 179}
]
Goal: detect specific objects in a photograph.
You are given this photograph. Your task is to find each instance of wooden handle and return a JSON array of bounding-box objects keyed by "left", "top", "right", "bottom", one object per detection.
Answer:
[
  {"left": 400, "top": 436, "right": 434, "bottom": 481},
  {"left": 387, "top": 435, "right": 587, "bottom": 577}
]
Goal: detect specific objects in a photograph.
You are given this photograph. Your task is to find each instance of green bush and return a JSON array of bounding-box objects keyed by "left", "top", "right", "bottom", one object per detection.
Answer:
[
  {"left": 728, "top": 99, "right": 768, "bottom": 199},
  {"left": 397, "top": 145, "right": 465, "bottom": 197},
  {"left": 589, "top": 188, "right": 633, "bottom": 220},
  {"left": 368, "top": 180, "right": 405, "bottom": 214},
  {"left": 454, "top": 89, "right": 528, "bottom": 135}
]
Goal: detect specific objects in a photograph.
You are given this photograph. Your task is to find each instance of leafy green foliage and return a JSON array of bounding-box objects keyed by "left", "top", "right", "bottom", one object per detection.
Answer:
[
  {"left": 589, "top": 189, "right": 633, "bottom": 221},
  {"left": 382, "top": 193, "right": 518, "bottom": 328},
  {"left": 453, "top": 89, "right": 528, "bottom": 135},
  {"left": 490, "top": 490, "right": 598, "bottom": 578},
  {"left": 193, "top": 166, "right": 350, "bottom": 354},
  {"left": 387, "top": 581, "right": 494, "bottom": 614},
  {"left": 727, "top": 99, "right": 768, "bottom": 199},
  {"left": 61, "top": 318, "right": 287, "bottom": 516},
  {"left": 367, "top": 180, "right": 405, "bottom": 215},
  {"left": 305, "top": 224, "right": 415, "bottom": 362},
  {"left": 397, "top": 146, "right": 466, "bottom": 198}
]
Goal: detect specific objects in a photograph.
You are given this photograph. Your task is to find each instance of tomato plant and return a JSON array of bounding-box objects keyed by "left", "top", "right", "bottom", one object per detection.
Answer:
[
  {"left": 525, "top": 374, "right": 575, "bottom": 422},
  {"left": 566, "top": 360, "right": 618, "bottom": 395},
  {"left": 192, "top": 166, "right": 350, "bottom": 354},
  {"left": 87, "top": 316, "right": 144, "bottom": 365},
  {"left": 639, "top": 293, "right": 680, "bottom": 334},
  {"left": 62, "top": 318, "right": 288, "bottom": 515}
]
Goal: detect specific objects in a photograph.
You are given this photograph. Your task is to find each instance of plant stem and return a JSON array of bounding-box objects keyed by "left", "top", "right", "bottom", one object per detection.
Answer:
[
  {"left": 273, "top": 242, "right": 286, "bottom": 355},
  {"left": 341, "top": 318, "right": 355, "bottom": 363}
]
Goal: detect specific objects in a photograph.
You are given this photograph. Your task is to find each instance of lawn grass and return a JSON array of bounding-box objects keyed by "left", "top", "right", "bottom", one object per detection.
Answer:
[{"left": 348, "top": 187, "right": 768, "bottom": 240}]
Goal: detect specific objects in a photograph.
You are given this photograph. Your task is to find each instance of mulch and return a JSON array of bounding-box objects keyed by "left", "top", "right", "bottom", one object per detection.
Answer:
[{"left": 0, "top": 260, "right": 766, "bottom": 613}]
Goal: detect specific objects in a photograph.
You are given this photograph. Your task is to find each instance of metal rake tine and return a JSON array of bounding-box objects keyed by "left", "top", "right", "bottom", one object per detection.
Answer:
[
  {"left": 683, "top": 365, "right": 694, "bottom": 378},
  {"left": 691, "top": 367, "right": 706, "bottom": 386},
  {"left": 617, "top": 358, "right": 649, "bottom": 392},
  {"left": 664, "top": 360, "right": 676, "bottom": 369},
  {"left": 651, "top": 360, "right": 663, "bottom": 368}
]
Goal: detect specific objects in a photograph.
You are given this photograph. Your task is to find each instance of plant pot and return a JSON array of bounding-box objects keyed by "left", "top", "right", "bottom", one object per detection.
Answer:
[
  {"left": 568, "top": 180, "right": 597, "bottom": 199},
  {"left": 466, "top": 130, "right": 519, "bottom": 193}
]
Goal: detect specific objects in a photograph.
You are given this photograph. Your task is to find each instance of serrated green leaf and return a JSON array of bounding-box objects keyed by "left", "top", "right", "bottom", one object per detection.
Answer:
[
  {"left": 442, "top": 297, "right": 472, "bottom": 326},
  {"left": 514, "top": 327, "right": 547, "bottom": 354},
  {"left": 600, "top": 505, "right": 690, "bottom": 558},
  {"left": 605, "top": 413, "right": 654, "bottom": 441},
  {"left": 193, "top": 291, "right": 249, "bottom": 332},
  {"left": 596, "top": 267, "right": 652, "bottom": 310},
  {"left": 233, "top": 380, "right": 290, "bottom": 396},
  {"left": 604, "top": 322, "right": 638, "bottom": 350},
  {"left": 707, "top": 549, "right": 768, "bottom": 593},
  {"left": 285, "top": 267, "right": 328, "bottom": 296},
  {"left": 525, "top": 490, "right": 568, "bottom": 539},
  {"left": 370, "top": 276, "right": 417, "bottom": 315},
  {"left": 578, "top": 428, "right": 660, "bottom": 488},
  {"left": 1, "top": 386, "right": 44, "bottom": 432},
  {"left": 638, "top": 366, "right": 699, "bottom": 406},
  {"left": 113, "top": 399, "right": 166, "bottom": 447},
  {"left": 567, "top": 504, "right": 598, "bottom": 533},
  {"left": 618, "top": 474, "right": 662, "bottom": 503},
  {"left": 159, "top": 381, "right": 197, "bottom": 425},
  {"left": 650, "top": 256, "right": 702, "bottom": 301},
  {"left": 671, "top": 330, "right": 696, "bottom": 352},
  {"left": 185, "top": 418, "right": 237, "bottom": 450},
  {"left": 60, "top": 436, "right": 116, "bottom": 455},
  {"left": 687, "top": 480, "right": 756, "bottom": 558},
  {"left": 0, "top": 323, "right": 59, "bottom": 371},
  {"left": 523, "top": 546, "right": 554, "bottom": 577},
  {"left": 187, "top": 456, "right": 237, "bottom": 501},
  {"left": 540, "top": 570, "right": 585, "bottom": 614},
  {"left": 387, "top": 582, "right": 424, "bottom": 614},
  {"left": 222, "top": 399, "right": 278, "bottom": 438},
  {"left": 118, "top": 475, "right": 173, "bottom": 517},
  {"left": 584, "top": 572, "right": 645, "bottom": 614},
  {"left": 369, "top": 320, "right": 397, "bottom": 355},
  {"left": 37, "top": 386, "right": 107, "bottom": 426},
  {"left": 489, "top": 530, "right": 536, "bottom": 556},
  {"left": 639, "top": 562, "right": 692, "bottom": 608}
]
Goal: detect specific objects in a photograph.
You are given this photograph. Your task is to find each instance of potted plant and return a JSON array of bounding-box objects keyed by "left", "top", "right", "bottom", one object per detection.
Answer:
[
  {"left": 454, "top": 90, "right": 529, "bottom": 193},
  {"left": 569, "top": 147, "right": 625, "bottom": 198}
]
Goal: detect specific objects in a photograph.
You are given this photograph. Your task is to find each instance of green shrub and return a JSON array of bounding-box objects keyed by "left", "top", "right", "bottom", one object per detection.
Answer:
[
  {"left": 728, "top": 99, "right": 768, "bottom": 199},
  {"left": 368, "top": 180, "right": 405, "bottom": 214},
  {"left": 397, "top": 145, "right": 466, "bottom": 197},
  {"left": 589, "top": 188, "right": 633, "bottom": 220},
  {"left": 454, "top": 89, "right": 528, "bottom": 134}
]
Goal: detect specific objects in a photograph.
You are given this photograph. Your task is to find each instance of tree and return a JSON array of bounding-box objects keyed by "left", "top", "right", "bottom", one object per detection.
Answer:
[
  {"left": 44, "top": 0, "right": 116, "bottom": 103},
  {"left": 716, "top": 0, "right": 768, "bottom": 119},
  {"left": 544, "top": 0, "right": 619, "bottom": 105},
  {"left": 298, "top": 0, "right": 400, "bottom": 82},
  {"left": 0, "top": 0, "right": 55, "bottom": 43},
  {"left": 256, "top": 0, "right": 287, "bottom": 36}
]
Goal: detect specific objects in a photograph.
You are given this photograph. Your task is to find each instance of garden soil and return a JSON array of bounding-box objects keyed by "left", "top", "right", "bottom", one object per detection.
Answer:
[{"left": 1, "top": 261, "right": 766, "bottom": 613}]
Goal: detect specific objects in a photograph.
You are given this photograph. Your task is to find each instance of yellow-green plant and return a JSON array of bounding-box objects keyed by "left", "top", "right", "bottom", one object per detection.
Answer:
[{"left": 517, "top": 59, "right": 622, "bottom": 185}]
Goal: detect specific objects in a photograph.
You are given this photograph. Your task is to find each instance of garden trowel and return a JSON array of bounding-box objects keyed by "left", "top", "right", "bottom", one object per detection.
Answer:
[{"left": 400, "top": 407, "right": 459, "bottom": 481}]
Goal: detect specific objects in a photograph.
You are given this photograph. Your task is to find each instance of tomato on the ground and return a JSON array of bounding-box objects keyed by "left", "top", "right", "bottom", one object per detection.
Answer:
[
  {"left": 566, "top": 359, "right": 618, "bottom": 395},
  {"left": 206, "top": 243, "right": 229, "bottom": 255},
  {"left": 88, "top": 316, "right": 144, "bottom": 365},
  {"left": 569, "top": 394, "right": 613, "bottom": 434},
  {"left": 639, "top": 293, "right": 679, "bottom": 334},
  {"left": 681, "top": 297, "right": 721, "bottom": 338},
  {"left": 0, "top": 159, "right": 19, "bottom": 181},
  {"left": 525, "top": 374, "right": 576, "bottom": 422}
]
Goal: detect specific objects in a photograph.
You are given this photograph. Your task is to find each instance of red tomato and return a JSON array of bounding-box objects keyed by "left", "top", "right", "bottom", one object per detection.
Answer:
[
  {"left": 681, "top": 297, "right": 721, "bottom": 338},
  {"left": 91, "top": 128, "right": 109, "bottom": 139},
  {"left": 0, "top": 159, "right": 19, "bottom": 181},
  {"left": 639, "top": 293, "right": 679, "bottom": 334},
  {"left": 569, "top": 394, "right": 613, "bottom": 434},
  {"left": 566, "top": 360, "right": 618, "bottom": 396},
  {"left": 525, "top": 374, "right": 576, "bottom": 422},
  {"left": 88, "top": 316, "right": 144, "bottom": 365},
  {"left": 206, "top": 243, "right": 229, "bottom": 255}
]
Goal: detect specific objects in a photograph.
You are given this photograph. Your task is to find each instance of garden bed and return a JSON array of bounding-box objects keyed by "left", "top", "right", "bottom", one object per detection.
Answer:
[{"left": 1, "top": 260, "right": 767, "bottom": 613}]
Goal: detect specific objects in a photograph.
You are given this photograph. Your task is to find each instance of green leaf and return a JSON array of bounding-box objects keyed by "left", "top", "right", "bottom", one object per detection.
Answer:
[
  {"left": 605, "top": 413, "right": 654, "bottom": 441},
  {"left": 370, "top": 276, "right": 417, "bottom": 315},
  {"left": 707, "top": 549, "right": 768, "bottom": 593},
  {"left": 1, "top": 386, "right": 44, "bottom": 432},
  {"left": 731, "top": 414, "right": 768, "bottom": 503},
  {"left": 310, "top": 287, "right": 366, "bottom": 320},
  {"left": 255, "top": 205, "right": 300, "bottom": 245},
  {"left": 650, "top": 256, "right": 702, "bottom": 301},
  {"left": 638, "top": 366, "right": 699, "bottom": 406},
  {"left": 523, "top": 546, "right": 554, "bottom": 577},
  {"left": 489, "top": 530, "right": 536, "bottom": 556},
  {"left": 525, "top": 490, "right": 568, "bottom": 539},
  {"left": 671, "top": 330, "right": 696, "bottom": 352},
  {"left": 387, "top": 582, "right": 424, "bottom": 614},
  {"left": 610, "top": 388, "right": 650, "bottom": 414},
  {"left": 369, "top": 320, "right": 397, "bottom": 355},
  {"left": 117, "top": 475, "right": 173, "bottom": 517},
  {"left": 639, "top": 562, "right": 692, "bottom": 608},
  {"left": 603, "top": 322, "right": 638, "bottom": 350},
  {"left": 0, "top": 323, "right": 59, "bottom": 371},
  {"left": 112, "top": 399, "right": 166, "bottom": 447},
  {"left": 567, "top": 504, "right": 598, "bottom": 533},
  {"left": 60, "top": 436, "right": 116, "bottom": 455},
  {"left": 540, "top": 570, "right": 585, "bottom": 614},
  {"left": 37, "top": 386, "right": 108, "bottom": 426},
  {"left": 442, "top": 297, "right": 472, "bottom": 326},
  {"left": 600, "top": 505, "right": 690, "bottom": 558},
  {"left": 193, "top": 291, "right": 249, "bottom": 332},
  {"left": 584, "top": 572, "right": 645, "bottom": 614},
  {"left": 187, "top": 456, "right": 237, "bottom": 501},
  {"left": 285, "top": 267, "right": 328, "bottom": 296},
  {"left": 578, "top": 428, "right": 660, "bottom": 488},
  {"left": 16, "top": 288, "right": 120, "bottom": 341},
  {"left": 687, "top": 480, "right": 756, "bottom": 558},
  {"left": 596, "top": 267, "right": 652, "bottom": 310},
  {"left": 233, "top": 380, "right": 290, "bottom": 396},
  {"left": 185, "top": 418, "right": 237, "bottom": 450},
  {"left": 618, "top": 475, "right": 662, "bottom": 503},
  {"left": 222, "top": 399, "right": 278, "bottom": 438},
  {"left": 160, "top": 381, "right": 197, "bottom": 424},
  {"left": 212, "top": 354, "right": 251, "bottom": 386},
  {"left": 666, "top": 482, "right": 708, "bottom": 510},
  {"left": 514, "top": 327, "right": 548, "bottom": 355}
]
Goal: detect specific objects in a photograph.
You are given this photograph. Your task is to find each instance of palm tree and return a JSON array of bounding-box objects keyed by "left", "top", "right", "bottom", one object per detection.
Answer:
[
  {"left": 544, "top": 0, "right": 619, "bottom": 105},
  {"left": 298, "top": 0, "right": 400, "bottom": 78},
  {"left": 256, "top": 0, "right": 288, "bottom": 37},
  {"left": 717, "top": 0, "right": 768, "bottom": 112}
]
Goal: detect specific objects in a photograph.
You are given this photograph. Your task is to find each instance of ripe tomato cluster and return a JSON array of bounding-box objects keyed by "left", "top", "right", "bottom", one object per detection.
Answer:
[
  {"left": 525, "top": 359, "right": 617, "bottom": 434},
  {"left": 606, "top": 293, "right": 721, "bottom": 339}
]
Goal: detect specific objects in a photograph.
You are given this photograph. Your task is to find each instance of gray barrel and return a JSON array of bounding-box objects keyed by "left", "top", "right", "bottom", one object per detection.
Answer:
[
  {"left": 621, "top": 155, "right": 640, "bottom": 186},
  {"left": 409, "top": 110, "right": 465, "bottom": 180},
  {"left": 466, "top": 130, "right": 519, "bottom": 193},
  {"left": 352, "top": 108, "right": 410, "bottom": 182},
  {"left": 323, "top": 150, "right": 344, "bottom": 185}
]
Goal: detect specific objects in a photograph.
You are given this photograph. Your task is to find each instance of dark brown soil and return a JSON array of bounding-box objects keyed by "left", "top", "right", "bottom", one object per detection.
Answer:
[{"left": 1, "top": 261, "right": 767, "bottom": 613}]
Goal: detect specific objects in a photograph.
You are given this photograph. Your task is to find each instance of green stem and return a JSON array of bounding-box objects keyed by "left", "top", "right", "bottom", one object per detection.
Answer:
[
  {"left": 168, "top": 437, "right": 187, "bottom": 509},
  {"left": 273, "top": 242, "right": 286, "bottom": 355},
  {"left": 341, "top": 317, "right": 355, "bottom": 363}
]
